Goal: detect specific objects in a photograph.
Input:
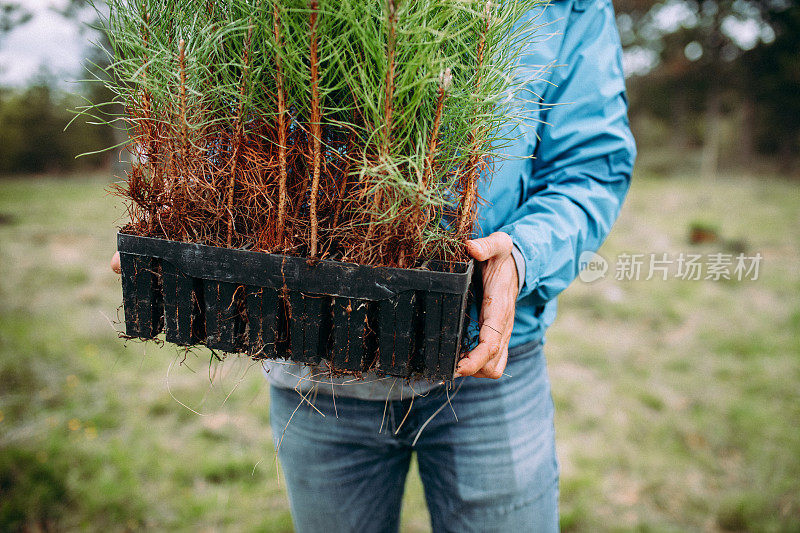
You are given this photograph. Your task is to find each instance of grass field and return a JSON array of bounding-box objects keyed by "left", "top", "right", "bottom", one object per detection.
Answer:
[{"left": 1, "top": 171, "right": 798, "bottom": 531}]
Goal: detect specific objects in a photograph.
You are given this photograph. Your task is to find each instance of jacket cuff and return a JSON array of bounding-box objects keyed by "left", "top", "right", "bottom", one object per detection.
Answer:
[
  {"left": 510, "top": 242, "right": 526, "bottom": 295},
  {"left": 500, "top": 224, "right": 543, "bottom": 300}
]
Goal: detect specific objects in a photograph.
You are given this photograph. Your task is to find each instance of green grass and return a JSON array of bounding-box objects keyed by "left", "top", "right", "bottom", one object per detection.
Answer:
[
  {"left": 548, "top": 172, "right": 800, "bottom": 531},
  {"left": 1, "top": 171, "right": 799, "bottom": 531}
]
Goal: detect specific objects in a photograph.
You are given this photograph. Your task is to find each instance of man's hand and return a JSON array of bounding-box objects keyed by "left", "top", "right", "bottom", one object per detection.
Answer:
[
  {"left": 111, "top": 251, "right": 121, "bottom": 274},
  {"left": 456, "top": 232, "right": 519, "bottom": 379}
]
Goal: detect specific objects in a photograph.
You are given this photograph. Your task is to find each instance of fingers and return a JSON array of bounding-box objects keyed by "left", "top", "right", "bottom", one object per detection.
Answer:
[
  {"left": 473, "top": 346, "right": 508, "bottom": 379},
  {"left": 459, "top": 231, "right": 516, "bottom": 380},
  {"left": 455, "top": 333, "right": 500, "bottom": 378},
  {"left": 111, "top": 251, "right": 121, "bottom": 274},
  {"left": 456, "top": 289, "right": 515, "bottom": 379},
  {"left": 466, "top": 232, "right": 513, "bottom": 262}
]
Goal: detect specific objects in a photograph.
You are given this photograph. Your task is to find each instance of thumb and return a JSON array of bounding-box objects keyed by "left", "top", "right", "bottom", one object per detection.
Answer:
[
  {"left": 111, "top": 251, "right": 121, "bottom": 274},
  {"left": 466, "top": 232, "right": 512, "bottom": 262}
]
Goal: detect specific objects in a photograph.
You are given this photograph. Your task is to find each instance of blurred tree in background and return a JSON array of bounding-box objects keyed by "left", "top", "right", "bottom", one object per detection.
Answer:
[
  {"left": 616, "top": 0, "right": 800, "bottom": 175},
  {"left": 740, "top": 3, "right": 800, "bottom": 172},
  {"left": 0, "top": 0, "right": 114, "bottom": 176},
  {"left": 0, "top": 0, "right": 798, "bottom": 177},
  {"left": 0, "top": 76, "right": 113, "bottom": 174},
  {"left": 0, "top": 2, "right": 30, "bottom": 33}
]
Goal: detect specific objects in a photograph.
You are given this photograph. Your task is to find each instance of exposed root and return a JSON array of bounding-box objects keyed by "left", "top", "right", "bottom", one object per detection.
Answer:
[{"left": 411, "top": 379, "right": 464, "bottom": 447}]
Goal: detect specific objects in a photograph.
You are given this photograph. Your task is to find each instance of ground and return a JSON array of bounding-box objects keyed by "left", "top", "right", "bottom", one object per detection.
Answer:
[{"left": 0, "top": 171, "right": 798, "bottom": 531}]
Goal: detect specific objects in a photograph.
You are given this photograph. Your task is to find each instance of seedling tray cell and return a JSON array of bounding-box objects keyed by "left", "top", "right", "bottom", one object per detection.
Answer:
[{"left": 118, "top": 233, "right": 474, "bottom": 381}]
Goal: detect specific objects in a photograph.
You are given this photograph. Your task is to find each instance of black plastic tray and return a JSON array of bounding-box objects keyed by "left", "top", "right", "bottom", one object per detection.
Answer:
[{"left": 117, "top": 233, "right": 474, "bottom": 380}]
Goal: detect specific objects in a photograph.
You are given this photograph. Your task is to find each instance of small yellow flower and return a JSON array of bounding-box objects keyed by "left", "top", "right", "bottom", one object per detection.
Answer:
[
  {"left": 68, "top": 418, "right": 81, "bottom": 431},
  {"left": 85, "top": 426, "right": 98, "bottom": 440}
]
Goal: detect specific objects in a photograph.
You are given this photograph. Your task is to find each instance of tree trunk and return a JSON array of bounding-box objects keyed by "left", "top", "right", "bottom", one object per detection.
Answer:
[
  {"left": 738, "top": 98, "right": 756, "bottom": 169},
  {"left": 778, "top": 135, "right": 796, "bottom": 175},
  {"left": 670, "top": 86, "right": 691, "bottom": 150},
  {"left": 701, "top": 86, "right": 722, "bottom": 179}
]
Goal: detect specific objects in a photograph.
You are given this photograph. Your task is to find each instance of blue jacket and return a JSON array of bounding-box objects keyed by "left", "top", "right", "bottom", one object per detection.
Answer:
[
  {"left": 264, "top": 0, "right": 635, "bottom": 398},
  {"left": 479, "top": 0, "right": 636, "bottom": 348}
]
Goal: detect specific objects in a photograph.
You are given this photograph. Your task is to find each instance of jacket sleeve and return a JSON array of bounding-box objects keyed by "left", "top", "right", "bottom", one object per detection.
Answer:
[{"left": 499, "top": 0, "right": 636, "bottom": 304}]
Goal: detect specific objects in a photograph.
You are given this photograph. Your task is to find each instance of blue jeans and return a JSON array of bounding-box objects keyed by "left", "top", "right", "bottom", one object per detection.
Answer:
[{"left": 269, "top": 341, "right": 559, "bottom": 532}]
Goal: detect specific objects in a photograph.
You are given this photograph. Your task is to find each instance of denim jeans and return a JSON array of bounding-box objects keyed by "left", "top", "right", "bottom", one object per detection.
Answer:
[{"left": 269, "top": 340, "right": 559, "bottom": 533}]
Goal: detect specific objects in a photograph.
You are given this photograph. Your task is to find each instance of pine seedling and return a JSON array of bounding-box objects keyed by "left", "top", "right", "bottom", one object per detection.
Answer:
[{"left": 86, "top": 0, "right": 543, "bottom": 268}]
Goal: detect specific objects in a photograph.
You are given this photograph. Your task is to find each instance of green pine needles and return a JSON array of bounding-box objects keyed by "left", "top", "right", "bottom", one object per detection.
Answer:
[{"left": 92, "top": 0, "right": 542, "bottom": 268}]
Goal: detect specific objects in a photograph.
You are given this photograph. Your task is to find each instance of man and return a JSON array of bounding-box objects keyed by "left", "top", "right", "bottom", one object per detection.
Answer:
[
  {"left": 266, "top": 0, "right": 634, "bottom": 530},
  {"left": 112, "top": 0, "right": 634, "bottom": 530}
]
